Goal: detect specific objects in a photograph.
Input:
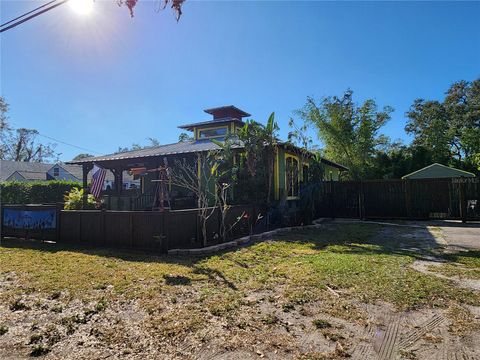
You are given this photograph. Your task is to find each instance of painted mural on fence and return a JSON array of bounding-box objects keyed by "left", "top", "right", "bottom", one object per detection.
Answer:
[{"left": 2, "top": 209, "right": 56, "bottom": 230}]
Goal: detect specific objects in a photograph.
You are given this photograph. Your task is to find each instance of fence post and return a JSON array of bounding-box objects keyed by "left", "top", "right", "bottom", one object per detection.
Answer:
[
  {"left": 196, "top": 208, "right": 202, "bottom": 247},
  {"left": 330, "top": 179, "right": 335, "bottom": 219},
  {"left": 101, "top": 209, "right": 106, "bottom": 246},
  {"left": 55, "top": 204, "right": 61, "bottom": 242},
  {"left": 459, "top": 180, "right": 467, "bottom": 223},
  {"left": 129, "top": 212, "right": 134, "bottom": 247},
  {"left": 79, "top": 212, "right": 83, "bottom": 243},
  {"left": 162, "top": 211, "right": 168, "bottom": 253},
  {"left": 358, "top": 181, "right": 364, "bottom": 220},
  {"left": 0, "top": 205, "right": 3, "bottom": 245},
  {"left": 405, "top": 180, "right": 412, "bottom": 220}
]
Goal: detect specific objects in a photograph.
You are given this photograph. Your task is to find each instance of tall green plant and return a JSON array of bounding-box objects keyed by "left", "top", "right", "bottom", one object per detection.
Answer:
[
  {"left": 233, "top": 114, "right": 279, "bottom": 206},
  {"left": 263, "top": 112, "right": 279, "bottom": 206},
  {"left": 297, "top": 90, "right": 393, "bottom": 180},
  {"left": 63, "top": 188, "right": 96, "bottom": 210}
]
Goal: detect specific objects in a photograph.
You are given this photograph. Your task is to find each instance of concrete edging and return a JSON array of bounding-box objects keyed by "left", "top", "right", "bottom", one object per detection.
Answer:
[{"left": 167, "top": 218, "right": 327, "bottom": 255}]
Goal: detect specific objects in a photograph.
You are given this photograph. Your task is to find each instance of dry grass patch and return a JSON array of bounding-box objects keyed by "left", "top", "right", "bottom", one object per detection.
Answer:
[{"left": 1, "top": 223, "right": 479, "bottom": 358}]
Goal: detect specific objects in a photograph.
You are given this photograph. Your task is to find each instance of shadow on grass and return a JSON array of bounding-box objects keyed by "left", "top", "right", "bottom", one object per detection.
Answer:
[
  {"left": 272, "top": 222, "right": 445, "bottom": 262},
  {"left": 0, "top": 236, "right": 246, "bottom": 293},
  {"left": 441, "top": 250, "right": 480, "bottom": 262},
  {"left": 0, "top": 221, "right": 452, "bottom": 267},
  {"left": 163, "top": 274, "right": 192, "bottom": 286}
]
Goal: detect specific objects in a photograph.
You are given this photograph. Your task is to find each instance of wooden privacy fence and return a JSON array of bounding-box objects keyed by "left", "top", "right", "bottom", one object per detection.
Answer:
[
  {"left": 58, "top": 205, "right": 255, "bottom": 252},
  {"left": 1, "top": 204, "right": 61, "bottom": 241},
  {"left": 315, "top": 178, "right": 480, "bottom": 221}
]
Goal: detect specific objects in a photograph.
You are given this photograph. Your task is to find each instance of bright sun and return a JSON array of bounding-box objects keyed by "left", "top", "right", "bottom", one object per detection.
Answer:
[{"left": 69, "top": 0, "right": 94, "bottom": 15}]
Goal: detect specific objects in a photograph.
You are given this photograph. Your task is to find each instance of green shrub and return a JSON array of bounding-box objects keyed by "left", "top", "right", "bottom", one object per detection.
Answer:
[
  {"left": 63, "top": 188, "right": 96, "bottom": 210},
  {"left": 313, "top": 319, "right": 332, "bottom": 329},
  {"left": 0, "top": 324, "right": 8, "bottom": 336},
  {"left": 30, "top": 344, "right": 50, "bottom": 357},
  {"left": 0, "top": 180, "right": 81, "bottom": 205}
]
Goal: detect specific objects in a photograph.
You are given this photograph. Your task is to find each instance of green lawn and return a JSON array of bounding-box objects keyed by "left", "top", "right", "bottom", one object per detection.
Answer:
[
  {"left": 0, "top": 223, "right": 478, "bottom": 358},
  {"left": 433, "top": 250, "right": 480, "bottom": 280}
]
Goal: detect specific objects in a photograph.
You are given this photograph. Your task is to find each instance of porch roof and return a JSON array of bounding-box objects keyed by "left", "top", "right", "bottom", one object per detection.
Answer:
[
  {"left": 67, "top": 140, "right": 224, "bottom": 165},
  {"left": 67, "top": 139, "right": 348, "bottom": 172}
]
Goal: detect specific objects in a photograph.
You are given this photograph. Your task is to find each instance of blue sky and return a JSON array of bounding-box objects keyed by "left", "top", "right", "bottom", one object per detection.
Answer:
[{"left": 1, "top": 1, "right": 479, "bottom": 161}]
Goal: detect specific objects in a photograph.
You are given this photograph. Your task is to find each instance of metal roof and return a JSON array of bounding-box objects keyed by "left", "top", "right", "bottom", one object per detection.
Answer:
[
  {"left": 67, "top": 140, "right": 225, "bottom": 164},
  {"left": 67, "top": 140, "right": 348, "bottom": 172},
  {"left": 203, "top": 105, "right": 251, "bottom": 118},
  {"left": 402, "top": 163, "right": 476, "bottom": 179},
  {"left": 178, "top": 117, "right": 245, "bottom": 131}
]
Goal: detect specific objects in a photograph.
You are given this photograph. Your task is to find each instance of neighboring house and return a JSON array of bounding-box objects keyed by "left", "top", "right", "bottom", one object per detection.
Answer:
[
  {"left": 46, "top": 163, "right": 139, "bottom": 190},
  {"left": 68, "top": 105, "right": 348, "bottom": 210},
  {"left": 401, "top": 163, "right": 476, "bottom": 180},
  {"left": 0, "top": 160, "right": 138, "bottom": 189},
  {"left": 6, "top": 170, "right": 48, "bottom": 182},
  {"left": 0, "top": 160, "right": 52, "bottom": 182}
]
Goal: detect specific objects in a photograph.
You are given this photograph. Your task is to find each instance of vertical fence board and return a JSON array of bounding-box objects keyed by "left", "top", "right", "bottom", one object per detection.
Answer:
[
  {"left": 104, "top": 212, "right": 131, "bottom": 248},
  {"left": 131, "top": 212, "right": 164, "bottom": 251},
  {"left": 4, "top": 180, "right": 478, "bottom": 253},
  {"left": 165, "top": 209, "right": 200, "bottom": 248}
]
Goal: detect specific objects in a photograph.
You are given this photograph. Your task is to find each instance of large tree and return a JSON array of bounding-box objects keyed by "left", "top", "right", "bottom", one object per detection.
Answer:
[
  {"left": 297, "top": 90, "right": 393, "bottom": 179},
  {"left": 0, "top": 97, "right": 57, "bottom": 162},
  {"left": 405, "top": 78, "right": 480, "bottom": 170},
  {"left": 115, "top": 137, "right": 160, "bottom": 154},
  {"left": 0, "top": 97, "right": 10, "bottom": 159},
  {"left": 72, "top": 153, "right": 94, "bottom": 161},
  {"left": 5, "top": 128, "right": 57, "bottom": 162}
]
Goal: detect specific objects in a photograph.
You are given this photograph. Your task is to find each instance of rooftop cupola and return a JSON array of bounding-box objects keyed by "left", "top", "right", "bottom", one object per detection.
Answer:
[
  {"left": 178, "top": 105, "right": 251, "bottom": 140},
  {"left": 203, "top": 105, "right": 251, "bottom": 121}
]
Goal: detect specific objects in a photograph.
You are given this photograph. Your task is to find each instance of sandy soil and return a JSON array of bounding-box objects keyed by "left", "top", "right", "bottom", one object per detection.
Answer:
[{"left": 1, "top": 223, "right": 479, "bottom": 359}]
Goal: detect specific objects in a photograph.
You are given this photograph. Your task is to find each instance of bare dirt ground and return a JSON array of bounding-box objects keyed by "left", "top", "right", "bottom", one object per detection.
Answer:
[{"left": 1, "top": 222, "right": 479, "bottom": 359}]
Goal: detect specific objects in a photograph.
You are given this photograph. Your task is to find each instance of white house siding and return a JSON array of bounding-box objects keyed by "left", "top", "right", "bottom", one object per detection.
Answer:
[{"left": 47, "top": 165, "right": 81, "bottom": 181}]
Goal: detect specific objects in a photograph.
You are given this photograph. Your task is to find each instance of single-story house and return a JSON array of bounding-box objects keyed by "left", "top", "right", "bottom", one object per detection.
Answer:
[
  {"left": 0, "top": 160, "right": 138, "bottom": 189},
  {"left": 402, "top": 163, "right": 476, "bottom": 180},
  {"left": 68, "top": 105, "right": 348, "bottom": 210},
  {"left": 1, "top": 160, "right": 52, "bottom": 182}
]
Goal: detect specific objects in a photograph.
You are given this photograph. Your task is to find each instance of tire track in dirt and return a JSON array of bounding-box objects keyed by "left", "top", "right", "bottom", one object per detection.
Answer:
[
  {"left": 373, "top": 314, "right": 401, "bottom": 360},
  {"left": 441, "top": 341, "right": 477, "bottom": 360},
  {"left": 397, "top": 313, "right": 444, "bottom": 350},
  {"left": 351, "top": 322, "right": 377, "bottom": 359}
]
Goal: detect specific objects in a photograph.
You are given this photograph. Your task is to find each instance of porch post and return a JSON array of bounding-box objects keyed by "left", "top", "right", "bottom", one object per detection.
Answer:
[
  {"left": 116, "top": 168, "right": 123, "bottom": 194},
  {"left": 82, "top": 164, "right": 89, "bottom": 209},
  {"left": 112, "top": 167, "right": 123, "bottom": 194}
]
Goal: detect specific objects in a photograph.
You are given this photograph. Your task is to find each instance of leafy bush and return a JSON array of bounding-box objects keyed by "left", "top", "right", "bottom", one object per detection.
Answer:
[
  {"left": 0, "top": 325, "right": 8, "bottom": 336},
  {"left": 63, "top": 188, "right": 96, "bottom": 210},
  {"left": 0, "top": 180, "right": 81, "bottom": 205}
]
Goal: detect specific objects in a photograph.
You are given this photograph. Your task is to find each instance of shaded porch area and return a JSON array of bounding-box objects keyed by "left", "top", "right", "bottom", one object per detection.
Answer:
[{"left": 77, "top": 153, "right": 198, "bottom": 211}]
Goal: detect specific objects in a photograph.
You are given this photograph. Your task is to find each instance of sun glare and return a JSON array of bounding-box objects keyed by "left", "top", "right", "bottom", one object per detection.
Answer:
[{"left": 69, "top": 0, "right": 94, "bottom": 15}]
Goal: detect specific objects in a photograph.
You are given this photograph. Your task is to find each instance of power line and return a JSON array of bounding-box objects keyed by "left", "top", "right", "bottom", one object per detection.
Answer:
[
  {"left": 0, "top": 0, "right": 68, "bottom": 33},
  {"left": 0, "top": 0, "right": 58, "bottom": 29},
  {"left": 36, "top": 132, "right": 101, "bottom": 155}
]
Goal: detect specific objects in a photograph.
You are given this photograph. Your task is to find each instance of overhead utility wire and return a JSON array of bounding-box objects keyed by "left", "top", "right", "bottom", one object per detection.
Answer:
[
  {"left": 0, "top": 0, "right": 58, "bottom": 29},
  {"left": 36, "top": 132, "right": 101, "bottom": 155},
  {"left": 0, "top": 0, "right": 68, "bottom": 33}
]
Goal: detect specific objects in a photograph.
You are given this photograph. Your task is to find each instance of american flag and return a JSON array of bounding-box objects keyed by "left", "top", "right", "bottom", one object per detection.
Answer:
[{"left": 90, "top": 164, "right": 107, "bottom": 198}]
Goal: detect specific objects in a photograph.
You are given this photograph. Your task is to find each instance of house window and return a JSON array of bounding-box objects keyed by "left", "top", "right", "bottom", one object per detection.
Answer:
[
  {"left": 53, "top": 167, "right": 59, "bottom": 177},
  {"left": 286, "top": 156, "right": 299, "bottom": 198},
  {"left": 302, "top": 164, "right": 309, "bottom": 184},
  {"left": 198, "top": 127, "right": 228, "bottom": 139}
]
